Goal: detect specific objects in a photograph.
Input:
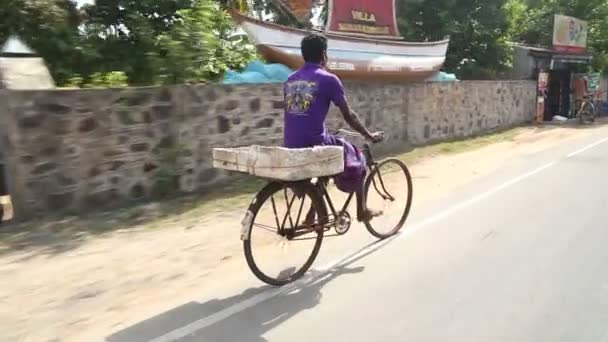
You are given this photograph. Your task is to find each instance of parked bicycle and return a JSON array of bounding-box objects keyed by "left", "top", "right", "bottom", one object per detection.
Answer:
[
  {"left": 240, "top": 130, "right": 413, "bottom": 286},
  {"left": 576, "top": 91, "right": 603, "bottom": 124}
]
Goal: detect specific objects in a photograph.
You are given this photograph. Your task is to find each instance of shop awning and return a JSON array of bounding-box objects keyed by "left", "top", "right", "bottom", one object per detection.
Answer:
[
  {"left": 523, "top": 45, "right": 593, "bottom": 68},
  {"left": 551, "top": 53, "right": 593, "bottom": 64}
]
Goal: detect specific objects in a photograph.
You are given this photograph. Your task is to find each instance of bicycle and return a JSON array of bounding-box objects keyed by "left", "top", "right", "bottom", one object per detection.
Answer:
[
  {"left": 240, "top": 130, "right": 413, "bottom": 286},
  {"left": 576, "top": 91, "right": 603, "bottom": 124}
]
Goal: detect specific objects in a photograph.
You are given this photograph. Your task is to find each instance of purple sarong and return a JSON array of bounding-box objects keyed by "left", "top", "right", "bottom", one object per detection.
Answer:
[{"left": 322, "top": 135, "right": 366, "bottom": 193}]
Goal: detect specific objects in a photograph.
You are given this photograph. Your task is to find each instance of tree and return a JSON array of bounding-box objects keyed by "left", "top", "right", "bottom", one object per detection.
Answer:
[
  {"left": 158, "top": 0, "right": 257, "bottom": 83},
  {"left": 157, "top": 0, "right": 217, "bottom": 83},
  {"left": 75, "top": 0, "right": 258, "bottom": 85},
  {"left": 80, "top": 0, "right": 194, "bottom": 85},
  {"left": 0, "top": 0, "right": 308, "bottom": 86},
  {"left": 397, "top": 0, "right": 511, "bottom": 79},
  {"left": 505, "top": 0, "right": 608, "bottom": 71},
  {"left": 0, "top": 0, "right": 85, "bottom": 84},
  {"left": 217, "top": 0, "right": 251, "bottom": 12}
]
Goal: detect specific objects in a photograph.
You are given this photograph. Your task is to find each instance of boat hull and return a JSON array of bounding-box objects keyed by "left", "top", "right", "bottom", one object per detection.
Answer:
[
  {"left": 258, "top": 45, "right": 445, "bottom": 81},
  {"left": 233, "top": 12, "right": 449, "bottom": 81}
]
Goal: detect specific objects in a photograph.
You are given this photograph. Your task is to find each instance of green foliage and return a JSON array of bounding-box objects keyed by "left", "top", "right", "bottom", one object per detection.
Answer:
[
  {"left": 157, "top": 0, "right": 257, "bottom": 84},
  {"left": 83, "top": 71, "right": 129, "bottom": 88},
  {"left": 0, "top": 0, "right": 85, "bottom": 85},
  {"left": 397, "top": 0, "right": 512, "bottom": 79},
  {"left": 156, "top": 0, "right": 216, "bottom": 84},
  {"left": 80, "top": 0, "right": 197, "bottom": 85},
  {"left": 104, "top": 71, "right": 129, "bottom": 87},
  {"left": 64, "top": 71, "right": 128, "bottom": 88},
  {"left": 396, "top": 0, "right": 608, "bottom": 78},
  {"left": 64, "top": 75, "right": 84, "bottom": 88},
  {"left": 217, "top": 0, "right": 251, "bottom": 12},
  {"left": 0, "top": 0, "right": 258, "bottom": 87},
  {"left": 504, "top": 0, "right": 608, "bottom": 72}
]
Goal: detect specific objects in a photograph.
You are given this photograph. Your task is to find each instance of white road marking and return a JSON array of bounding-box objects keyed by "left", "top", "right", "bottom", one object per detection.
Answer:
[
  {"left": 566, "top": 137, "right": 608, "bottom": 158},
  {"left": 149, "top": 283, "right": 299, "bottom": 342},
  {"left": 149, "top": 136, "right": 608, "bottom": 342},
  {"left": 600, "top": 324, "right": 608, "bottom": 342},
  {"left": 149, "top": 240, "right": 391, "bottom": 342},
  {"left": 396, "top": 161, "right": 556, "bottom": 240}
]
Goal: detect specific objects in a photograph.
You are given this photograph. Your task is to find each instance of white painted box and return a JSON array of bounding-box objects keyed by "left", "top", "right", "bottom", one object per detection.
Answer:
[{"left": 212, "top": 145, "right": 344, "bottom": 181}]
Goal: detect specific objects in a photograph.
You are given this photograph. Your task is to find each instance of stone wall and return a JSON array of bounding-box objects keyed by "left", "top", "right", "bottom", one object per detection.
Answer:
[
  {"left": 0, "top": 81, "right": 535, "bottom": 218},
  {"left": 406, "top": 81, "right": 535, "bottom": 144}
]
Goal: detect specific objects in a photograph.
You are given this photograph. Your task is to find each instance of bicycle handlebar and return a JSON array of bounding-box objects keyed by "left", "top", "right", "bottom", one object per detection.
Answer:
[
  {"left": 583, "top": 91, "right": 604, "bottom": 98},
  {"left": 335, "top": 129, "right": 362, "bottom": 138}
]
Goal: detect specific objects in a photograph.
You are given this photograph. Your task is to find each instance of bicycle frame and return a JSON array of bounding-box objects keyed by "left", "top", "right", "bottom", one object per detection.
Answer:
[
  {"left": 577, "top": 97, "right": 594, "bottom": 114},
  {"left": 316, "top": 143, "right": 395, "bottom": 229},
  {"left": 575, "top": 91, "right": 603, "bottom": 120},
  {"left": 318, "top": 179, "right": 355, "bottom": 227},
  {"left": 243, "top": 132, "right": 413, "bottom": 286},
  {"left": 270, "top": 135, "right": 394, "bottom": 239}
]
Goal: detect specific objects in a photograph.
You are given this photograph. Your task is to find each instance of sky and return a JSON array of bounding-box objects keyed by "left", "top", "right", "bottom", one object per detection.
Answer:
[{"left": 76, "top": 0, "right": 94, "bottom": 6}]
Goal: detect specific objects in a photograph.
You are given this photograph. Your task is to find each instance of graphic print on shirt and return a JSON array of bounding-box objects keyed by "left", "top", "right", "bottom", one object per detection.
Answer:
[{"left": 284, "top": 80, "right": 317, "bottom": 115}]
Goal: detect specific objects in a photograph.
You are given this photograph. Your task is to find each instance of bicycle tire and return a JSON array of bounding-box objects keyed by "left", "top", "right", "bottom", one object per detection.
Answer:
[
  {"left": 243, "top": 181, "right": 327, "bottom": 286},
  {"left": 588, "top": 102, "right": 597, "bottom": 123},
  {"left": 364, "top": 158, "right": 413, "bottom": 239},
  {"left": 579, "top": 102, "right": 595, "bottom": 124}
]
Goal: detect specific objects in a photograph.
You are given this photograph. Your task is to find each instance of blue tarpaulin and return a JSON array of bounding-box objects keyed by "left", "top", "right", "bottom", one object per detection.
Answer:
[
  {"left": 222, "top": 60, "right": 458, "bottom": 84},
  {"left": 222, "top": 60, "right": 293, "bottom": 84},
  {"left": 427, "top": 72, "right": 458, "bottom": 82}
]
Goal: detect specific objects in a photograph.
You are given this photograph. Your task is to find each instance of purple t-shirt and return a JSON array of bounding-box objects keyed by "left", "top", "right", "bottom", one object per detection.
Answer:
[{"left": 283, "top": 63, "right": 347, "bottom": 148}]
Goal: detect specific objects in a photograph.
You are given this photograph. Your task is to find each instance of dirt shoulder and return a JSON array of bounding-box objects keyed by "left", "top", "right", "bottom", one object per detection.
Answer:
[{"left": 0, "top": 124, "right": 602, "bottom": 341}]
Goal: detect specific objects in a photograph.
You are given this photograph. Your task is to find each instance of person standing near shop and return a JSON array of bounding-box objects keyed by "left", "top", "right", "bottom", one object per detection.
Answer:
[{"left": 574, "top": 75, "right": 590, "bottom": 114}]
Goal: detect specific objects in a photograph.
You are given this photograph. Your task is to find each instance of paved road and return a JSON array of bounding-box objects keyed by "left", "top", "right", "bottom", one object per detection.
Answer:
[{"left": 108, "top": 126, "right": 608, "bottom": 342}]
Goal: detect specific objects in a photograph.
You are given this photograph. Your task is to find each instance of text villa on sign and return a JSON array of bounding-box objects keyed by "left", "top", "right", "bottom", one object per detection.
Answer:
[
  {"left": 326, "top": 0, "right": 402, "bottom": 39},
  {"left": 337, "top": 10, "right": 389, "bottom": 35},
  {"left": 351, "top": 10, "right": 376, "bottom": 23}
]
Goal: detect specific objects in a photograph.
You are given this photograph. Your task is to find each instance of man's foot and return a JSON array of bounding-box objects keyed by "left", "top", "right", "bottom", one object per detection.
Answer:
[{"left": 358, "top": 209, "right": 383, "bottom": 223}]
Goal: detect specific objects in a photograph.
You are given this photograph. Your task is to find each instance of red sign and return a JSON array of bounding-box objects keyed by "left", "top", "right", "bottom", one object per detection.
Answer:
[
  {"left": 553, "top": 45, "right": 586, "bottom": 54},
  {"left": 326, "top": 0, "right": 402, "bottom": 39}
]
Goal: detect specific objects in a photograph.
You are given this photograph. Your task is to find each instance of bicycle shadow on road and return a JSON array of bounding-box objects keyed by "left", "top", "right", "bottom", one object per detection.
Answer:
[{"left": 106, "top": 238, "right": 394, "bottom": 342}]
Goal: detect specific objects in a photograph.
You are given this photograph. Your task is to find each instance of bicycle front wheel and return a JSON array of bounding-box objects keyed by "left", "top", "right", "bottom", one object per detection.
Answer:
[
  {"left": 579, "top": 102, "right": 596, "bottom": 124},
  {"left": 243, "top": 181, "right": 327, "bottom": 286},
  {"left": 364, "top": 159, "right": 413, "bottom": 239}
]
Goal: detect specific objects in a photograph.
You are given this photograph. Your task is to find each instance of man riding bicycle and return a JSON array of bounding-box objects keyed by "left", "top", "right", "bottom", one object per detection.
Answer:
[{"left": 283, "top": 33, "right": 383, "bottom": 223}]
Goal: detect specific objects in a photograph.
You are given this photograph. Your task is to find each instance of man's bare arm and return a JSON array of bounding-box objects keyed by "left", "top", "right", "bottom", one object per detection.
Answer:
[{"left": 336, "top": 102, "right": 383, "bottom": 142}]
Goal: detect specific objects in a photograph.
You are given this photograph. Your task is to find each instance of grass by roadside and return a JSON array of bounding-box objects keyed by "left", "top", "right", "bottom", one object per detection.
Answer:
[
  {"left": 0, "top": 127, "right": 523, "bottom": 255},
  {"left": 398, "top": 128, "right": 521, "bottom": 164}
]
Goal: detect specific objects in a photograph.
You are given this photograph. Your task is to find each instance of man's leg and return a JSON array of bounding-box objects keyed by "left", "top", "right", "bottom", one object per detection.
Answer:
[
  {"left": 303, "top": 180, "right": 325, "bottom": 227},
  {"left": 356, "top": 183, "right": 382, "bottom": 222}
]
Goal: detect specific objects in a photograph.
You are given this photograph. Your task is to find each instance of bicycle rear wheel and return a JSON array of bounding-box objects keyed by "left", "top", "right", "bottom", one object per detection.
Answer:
[
  {"left": 243, "top": 181, "right": 327, "bottom": 286},
  {"left": 364, "top": 159, "right": 413, "bottom": 239}
]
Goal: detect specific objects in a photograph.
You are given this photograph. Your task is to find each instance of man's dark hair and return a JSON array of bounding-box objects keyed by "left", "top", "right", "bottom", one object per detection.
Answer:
[{"left": 301, "top": 33, "right": 328, "bottom": 63}]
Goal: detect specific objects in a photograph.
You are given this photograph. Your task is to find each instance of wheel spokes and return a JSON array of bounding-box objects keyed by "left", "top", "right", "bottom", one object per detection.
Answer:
[{"left": 245, "top": 182, "right": 325, "bottom": 286}]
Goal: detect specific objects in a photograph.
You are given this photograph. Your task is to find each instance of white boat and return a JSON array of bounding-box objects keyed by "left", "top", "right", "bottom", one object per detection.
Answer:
[{"left": 231, "top": 0, "right": 449, "bottom": 81}]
